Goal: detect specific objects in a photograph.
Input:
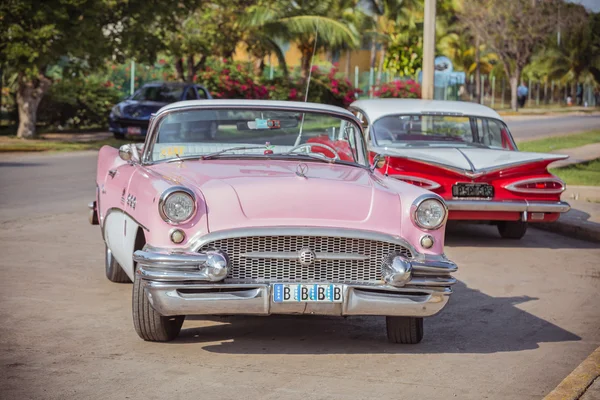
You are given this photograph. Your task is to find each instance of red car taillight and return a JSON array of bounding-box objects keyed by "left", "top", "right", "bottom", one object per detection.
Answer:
[
  {"left": 505, "top": 178, "right": 565, "bottom": 194},
  {"left": 392, "top": 175, "right": 441, "bottom": 190}
]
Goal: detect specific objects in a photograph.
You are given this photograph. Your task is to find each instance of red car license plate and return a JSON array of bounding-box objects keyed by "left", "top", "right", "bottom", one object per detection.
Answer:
[
  {"left": 452, "top": 183, "right": 494, "bottom": 198},
  {"left": 127, "top": 126, "right": 142, "bottom": 135}
]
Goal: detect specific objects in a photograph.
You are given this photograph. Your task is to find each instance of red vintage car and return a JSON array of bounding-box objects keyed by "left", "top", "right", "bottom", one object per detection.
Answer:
[{"left": 349, "top": 99, "right": 570, "bottom": 239}]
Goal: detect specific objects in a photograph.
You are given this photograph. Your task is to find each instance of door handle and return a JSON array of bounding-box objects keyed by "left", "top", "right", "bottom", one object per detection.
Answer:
[{"left": 108, "top": 169, "right": 117, "bottom": 178}]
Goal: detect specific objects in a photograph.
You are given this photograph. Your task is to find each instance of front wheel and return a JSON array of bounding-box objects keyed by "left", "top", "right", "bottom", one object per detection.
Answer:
[
  {"left": 386, "top": 316, "right": 424, "bottom": 344},
  {"left": 497, "top": 221, "right": 528, "bottom": 239},
  {"left": 105, "top": 245, "right": 131, "bottom": 283},
  {"left": 132, "top": 274, "right": 184, "bottom": 342}
]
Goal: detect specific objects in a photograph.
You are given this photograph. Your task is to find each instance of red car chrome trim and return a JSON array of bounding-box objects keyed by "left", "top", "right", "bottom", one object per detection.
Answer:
[
  {"left": 504, "top": 177, "right": 566, "bottom": 194},
  {"left": 445, "top": 200, "right": 570, "bottom": 213},
  {"left": 390, "top": 174, "right": 441, "bottom": 190}
]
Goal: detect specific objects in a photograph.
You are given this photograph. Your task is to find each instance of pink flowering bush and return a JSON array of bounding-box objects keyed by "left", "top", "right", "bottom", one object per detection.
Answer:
[
  {"left": 197, "top": 59, "right": 270, "bottom": 100},
  {"left": 196, "top": 59, "right": 361, "bottom": 107},
  {"left": 373, "top": 79, "right": 421, "bottom": 99}
]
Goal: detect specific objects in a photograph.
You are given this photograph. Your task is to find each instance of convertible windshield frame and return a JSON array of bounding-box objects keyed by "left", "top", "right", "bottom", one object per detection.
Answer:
[{"left": 141, "top": 104, "right": 367, "bottom": 167}]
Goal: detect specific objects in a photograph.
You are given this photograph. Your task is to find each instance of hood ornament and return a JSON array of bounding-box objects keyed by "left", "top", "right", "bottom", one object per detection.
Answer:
[{"left": 296, "top": 163, "right": 308, "bottom": 178}]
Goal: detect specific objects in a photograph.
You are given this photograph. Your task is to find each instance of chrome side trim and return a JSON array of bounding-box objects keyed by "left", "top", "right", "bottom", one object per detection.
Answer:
[
  {"left": 185, "top": 226, "right": 418, "bottom": 256},
  {"left": 134, "top": 250, "right": 208, "bottom": 267},
  {"left": 239, "top": 251, "right": 370, "bottom": 261},
  {"left": 445, "top": 200, "right": 570, "bottom": 213}
]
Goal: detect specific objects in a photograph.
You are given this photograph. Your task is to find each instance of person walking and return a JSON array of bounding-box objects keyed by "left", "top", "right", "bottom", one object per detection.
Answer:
[{"left": 517, "top": 81, "right": 528, "bottom": 109}]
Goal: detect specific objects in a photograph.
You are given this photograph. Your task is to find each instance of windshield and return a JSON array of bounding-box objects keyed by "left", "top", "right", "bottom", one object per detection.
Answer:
[
  {"left": 132, "top": 85, "right": 184, "bottom": 102},
  {"left": 148, "top": 108, "right": 368, "bottom": 166},
  {"left": 371, "top": 114, "right": 514, "bottom": 149}
]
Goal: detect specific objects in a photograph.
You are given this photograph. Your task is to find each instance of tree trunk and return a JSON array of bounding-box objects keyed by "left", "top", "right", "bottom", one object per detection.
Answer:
[
  {"left": 175, "top": 58, "right": 185, "bottom": 81},
  {"left": 186, "top": 55, "right": 195, "bottom": 83},
  {"left": 369, "top": 37, "right": 377, "bottom": 70},
  {"left": 16, "top": 74, "right": 51, "bottom": 139},
  {"left": 509, "top": 66, "right": 520, "bottom": 112},
  {"left": 300, "top": 42, "right": 313, "bottom": 79},
  {"left": 475, "top": 34, "right": 481, "bottom": 103}
]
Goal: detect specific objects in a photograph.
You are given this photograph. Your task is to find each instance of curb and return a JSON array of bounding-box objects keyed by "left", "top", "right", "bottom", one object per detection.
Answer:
[
  {"left": 543, "top": 347, "right": 600, "bottom": 400},
  {"left": 533, "top": 219, "right": 600, "bottom": 243}
]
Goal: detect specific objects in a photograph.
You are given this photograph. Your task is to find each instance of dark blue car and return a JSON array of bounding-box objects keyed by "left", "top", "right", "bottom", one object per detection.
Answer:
[{"left": 109, "top": 82, "right": 212, "bottom": 139}]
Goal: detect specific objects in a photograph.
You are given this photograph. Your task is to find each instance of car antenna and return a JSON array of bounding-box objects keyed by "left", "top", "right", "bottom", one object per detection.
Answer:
[{"left": 294, "top": 19, "right": 319, "bottom": 147}]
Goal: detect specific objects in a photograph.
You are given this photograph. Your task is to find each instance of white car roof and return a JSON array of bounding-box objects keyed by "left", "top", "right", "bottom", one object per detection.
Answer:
[
  {"left": 350, "top": 99, "right": 503, "bottom": 122},
  {"left": 157, "top": 99, "right": 355, "bottom": 117}
]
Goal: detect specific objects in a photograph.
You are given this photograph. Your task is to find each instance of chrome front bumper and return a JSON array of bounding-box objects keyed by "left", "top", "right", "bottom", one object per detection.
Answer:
[
  {"left": 133, "top": 249, "right": 457, "bottom": 318},
  {"left": 445, "top": 200, "right": 570, "bottom": 213}
]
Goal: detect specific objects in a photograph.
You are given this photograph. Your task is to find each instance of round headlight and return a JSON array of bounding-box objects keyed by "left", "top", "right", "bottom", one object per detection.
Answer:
[
  {"left": 414, "top": 198, "right": 447, "bottom": 230},
  {"left": 159, "top": 188, "right": 196, "bottom": 224}
]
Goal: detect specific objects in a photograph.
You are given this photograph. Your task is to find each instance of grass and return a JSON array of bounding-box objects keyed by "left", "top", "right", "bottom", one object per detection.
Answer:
[
  {"left": 518, "top": 130, "right": 600, "bottom": 153},
  {"left": 550, "top": 158, "right": 600, "bottom": 186},
  {"left": 0, "top": 136, "right": 128, "bottom": 153}
]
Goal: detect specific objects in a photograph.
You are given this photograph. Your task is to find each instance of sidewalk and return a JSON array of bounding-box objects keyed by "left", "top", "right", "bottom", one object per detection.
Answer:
[
  {"left": 550, "top": 143, "right": 600, "bottom": 168},
  {"left": 533, "top": 187, "right": 600, "bottom": 243}
]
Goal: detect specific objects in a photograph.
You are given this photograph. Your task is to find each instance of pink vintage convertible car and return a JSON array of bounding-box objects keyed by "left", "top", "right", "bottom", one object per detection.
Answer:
[{"left": 89, "top": 100, "right": 457, "bottom": 344}]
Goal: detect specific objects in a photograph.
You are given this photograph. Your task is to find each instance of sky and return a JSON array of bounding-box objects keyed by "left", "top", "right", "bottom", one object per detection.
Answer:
[{"left": 567, "top": 0, "right": 600, "bottom": 12}]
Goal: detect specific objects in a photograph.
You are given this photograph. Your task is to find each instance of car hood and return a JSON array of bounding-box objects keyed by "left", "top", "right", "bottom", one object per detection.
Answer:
[
  {"left": 148, "top": 159, "right": 418, "bottom": 235},
  {"left": 372, "top": 146, "right": 568, "bottom": 176}
]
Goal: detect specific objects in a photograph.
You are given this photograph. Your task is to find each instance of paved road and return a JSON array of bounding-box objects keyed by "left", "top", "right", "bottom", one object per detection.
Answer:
[
  {"left": 506, "top": 114, "right": 600, "bottom": 141},
  {"left": 1, "top": 152, "right": 599, "bottom": 400}
]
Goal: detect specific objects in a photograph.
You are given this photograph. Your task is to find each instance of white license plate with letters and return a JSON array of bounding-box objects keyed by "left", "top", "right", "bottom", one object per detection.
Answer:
[{"left": 272, "top": 284, "right": 343, "bottom": 303}]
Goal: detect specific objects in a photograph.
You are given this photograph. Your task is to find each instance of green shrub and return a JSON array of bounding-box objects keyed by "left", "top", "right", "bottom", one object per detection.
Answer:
[{"left": 38, "top": 78, "right": 122, "bottom": 129}]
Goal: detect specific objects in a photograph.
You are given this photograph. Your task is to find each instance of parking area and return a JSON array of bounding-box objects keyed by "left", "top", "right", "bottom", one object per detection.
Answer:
[{"left": 0, "top": 151, "right": 599, "bottom": 399}]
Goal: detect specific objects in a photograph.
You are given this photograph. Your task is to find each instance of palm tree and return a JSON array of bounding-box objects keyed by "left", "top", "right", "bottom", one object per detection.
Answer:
[{"left": 244, "top": 0, "right": 360, "bottom": 78}]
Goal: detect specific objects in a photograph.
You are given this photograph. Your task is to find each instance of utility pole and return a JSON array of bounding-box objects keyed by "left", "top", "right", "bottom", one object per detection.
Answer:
[{"left": 422, "top": 0, "right": 436, "bottom": 100}]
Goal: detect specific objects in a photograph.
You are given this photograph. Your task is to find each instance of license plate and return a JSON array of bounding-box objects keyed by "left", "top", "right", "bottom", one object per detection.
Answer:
[
  {"left": 272, "top": 284, "right": 343, "bottom": 303},
  {"left": 452, "top": 183, "right": 494, "bottom": 198},
  {"left": 127, "top": 126, "right": 142, "bottom": 135}
]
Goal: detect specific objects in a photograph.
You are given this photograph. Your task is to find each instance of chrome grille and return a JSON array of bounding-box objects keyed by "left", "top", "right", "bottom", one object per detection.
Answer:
[{"left": 198, "top": 235, "right": 413, "bottom": 283}]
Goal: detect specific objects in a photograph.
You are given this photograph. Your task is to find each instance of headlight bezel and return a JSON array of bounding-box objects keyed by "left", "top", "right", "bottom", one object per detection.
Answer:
[
  {"left": 111, "top": 105, "right": 122, "bottom": 118},
  {"left": 159, "top": 186, "right": 197, "bottom": 225},
  {"left": 412, "top": 195, "right": 448, "bottom": 230}
]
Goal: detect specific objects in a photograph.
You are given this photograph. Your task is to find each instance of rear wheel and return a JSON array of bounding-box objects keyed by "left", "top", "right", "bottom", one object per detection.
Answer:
[
  {"left": 132, "top": 273, "right": 185, "bottom": 342},
  {"left": 497, "top": 221, "right": 528, "bottom": 239},
  {"left": 113, "top": 132, "right": 125, "bottom": 139},
  {"left": 386, "top": 316, "right": 424, "bottom": 344},
  {"left": 105, "top": 245, "right": 131, "bottom": 283}
]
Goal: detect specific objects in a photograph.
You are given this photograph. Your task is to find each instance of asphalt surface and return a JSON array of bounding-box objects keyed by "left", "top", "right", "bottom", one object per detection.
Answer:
[
  {"left": 506, "top": 114, "right": 600, "bottom": 141},
  {"left": 1, "top": 151, "right": 599, "bottom": 400}
]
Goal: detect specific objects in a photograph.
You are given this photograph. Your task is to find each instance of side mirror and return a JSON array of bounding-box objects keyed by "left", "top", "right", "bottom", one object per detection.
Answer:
[
  {"left": 371, "top": 154, "right": 386, "bottom": 172},
  {"left": 119, "top": 144, "right": 139, "bottom": 163}
]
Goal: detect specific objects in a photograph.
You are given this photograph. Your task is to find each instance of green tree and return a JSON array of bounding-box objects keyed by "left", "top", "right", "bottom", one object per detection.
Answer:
[
  {"left": 245, "top": 0, "right": 360, "bottom": 78},
  {"left": 533, "top": 4, "right": 600, "bottom": 88},
  {"left": 0, "top": 0, "right": 199, "bottom": 138},
  {"left": 458, "top": 0, "right": 560, "bottom": 111}
]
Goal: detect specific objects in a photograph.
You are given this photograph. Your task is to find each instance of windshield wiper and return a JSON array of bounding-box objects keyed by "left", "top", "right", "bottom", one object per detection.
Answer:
[{"left": 201, "top": 146, "right": 267, "bottom": 160}]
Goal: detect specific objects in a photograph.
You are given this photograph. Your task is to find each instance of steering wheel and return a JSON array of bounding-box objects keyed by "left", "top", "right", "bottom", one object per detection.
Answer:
[{"left": 287, "top": 143, "right": 340, "bottom": 161}]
